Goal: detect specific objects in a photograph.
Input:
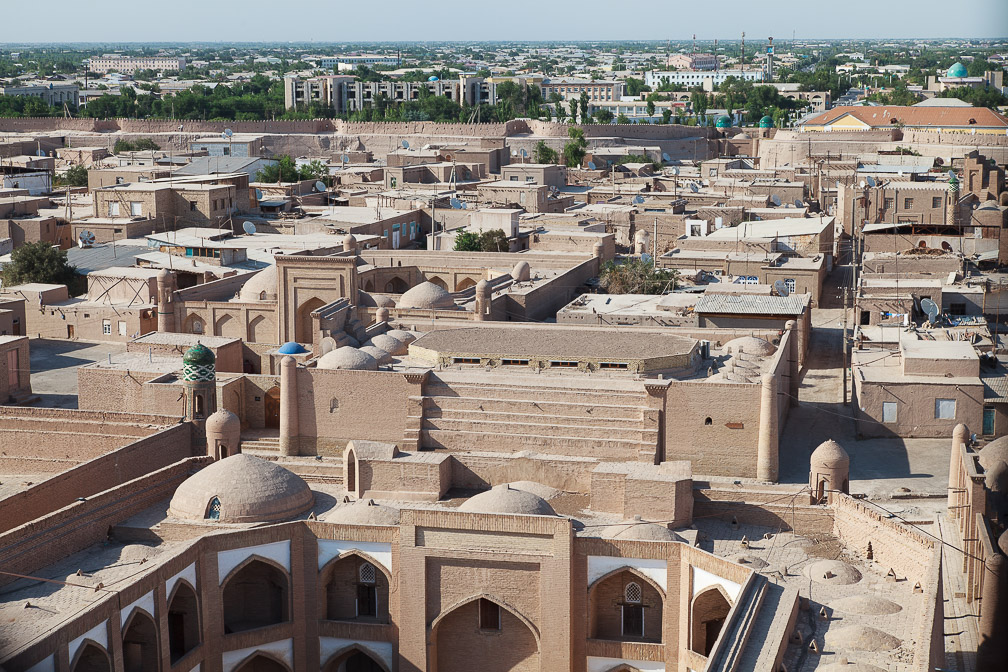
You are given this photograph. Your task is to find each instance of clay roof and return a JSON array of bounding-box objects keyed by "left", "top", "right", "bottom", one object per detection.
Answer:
[
  {"left": 804, "top": 105, "right": 1008, "bottom": 129},
  {"left": 238, "top": 265, "right": 277, "bottom": 302},
  {"left": 458, "top": 483, "right": 557, "bottom": 516},
  {"left": 168, "top": 454, "right": 314, "bottom": 523},
  {"left": 316, "top": 346, "right": 378, "bottom": 371},
  {"left": 205, "top": 409, "right": 240, "bottom": 434},
  {"left": 323, "top": 498, "right": 400, "bottom": 526},
  {"left": 602, "top": 519, "right": 678, "bottom": 542}
]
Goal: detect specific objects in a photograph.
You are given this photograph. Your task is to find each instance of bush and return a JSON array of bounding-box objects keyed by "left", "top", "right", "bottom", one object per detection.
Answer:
[
  {"left": 454, "top": 230, "right": 481, "bottom": 252},
  {"left": 598, "top": 258, "right": 677, "bottom": 294},
  {"left": 113, "top": 138, "right": 160, "bottom": 153},
  {"left": 1, "top": 240, "right": 78, "bottom": 288},
  {"left": 56, "top": 164, "right": 88, "bottom": 188}
]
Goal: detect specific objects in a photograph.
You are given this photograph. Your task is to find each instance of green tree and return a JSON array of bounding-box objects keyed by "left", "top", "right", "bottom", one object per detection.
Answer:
[
  {"left": 453, "top": 230, "right": 481, "bottom": 252},
  {"left": 478, "top": 229, "right": 508, "bottom": 252},
  {"left": 661, "top": 108, "right": 672, "bottom": 125},
  {"left": 533, "top": 140, "right": 559, "bottom": 164},
  {"left": 1, "top": 241, "right": 78, "bottom": 288},
  {"left": 568, "top": 99, "right": 578, "bottom": 123},
  {"left": 594, "top": 108, "right": 614, "bottom": 124},
  {"left": 562, "top": 126, "right": 587, "bottom": 168},
  {"left": 616, "top": 113, "right": 629, "bottom": 124},
  {"left": 255, "top": 155, "right": 299, "bottom": 183},
  {"left": 646, "top": 99, "right": 655, "bottom": 119},
  {"left": 578, "top": 91, "right": 589, "bottom": 124},
  {"left": 297, "top": 159, "right": 330, "bottom": 184},
  {"left": 625, "top": 77, "right": 650, "bottom": 96},
  {"left": 598, "top": 258, "right": 677, "bottom": 294},
  {"left": 56, "top": 164, "right": 88, "bottom": 188}
]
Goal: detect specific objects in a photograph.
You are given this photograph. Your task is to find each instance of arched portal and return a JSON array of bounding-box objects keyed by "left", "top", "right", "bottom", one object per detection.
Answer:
[
  {"left": 248, "top": 315, "right": 268, "bottom": 343},
  {"left": 296, "top": 297, "right": 326, "bottom": 344},
  {"left": 319, "top": 554, "right": 390, "bottom": 622},
  {"left": 427, "top": 276, "right": 448, "bottom": 290},
  {"left": 456, "top": 277, "right": 477, "bottom": 291},
  {"left": 122, "top": 610, "right": 159, "bottom": 672},
  {"left": 384, "top": 277, "right": 408, "bottom": 294},
  {"left": 431, "top": 596, "right": 539, "bottom": 672},
  {"left": 264, "top": 386, "right": 281, "bottom": 429},
  {"left": 233, "top": 653, "right": 291, "bottom": 672},
  {"left": 71, "top": 642, "right": 111, "bottom": 672},
  {"left": 690, "top": 586, "right": 732, "bottom": 656},
  {"left": 588, "top": 569, "right": 664, "bottom": 642},
  {"left": 323, "top": 647, "right": 390, "bottom": 672},
  {"left": 167, "top": 581, "right": 200, "bottom": 663},
  {"left": 221, "top": 558, "right": 290, "bottom": 633}
]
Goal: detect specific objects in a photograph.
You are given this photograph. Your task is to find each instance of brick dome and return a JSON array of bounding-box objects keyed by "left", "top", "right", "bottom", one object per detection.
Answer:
[
  {"left": 368, "top": 333, "right": 408, "bottom": 356},
  {"left": 812, "top": 439, "right": 850, "bottom": 469},
  {"left": 979, "top": 436, "right": 1008, "bottom": 471},
  {"left": 238, "top": 265, "right": 278, "bottom": 302},
  {"left": 459, "top": 483, "right": 557, "bottom": 516},
  {"left": 602, "top": 518, "right": 677, "bottom": 541},
  {"left": 323, "top": 498, "right": 400, "bottom": 526},
  {"left": 205, "top": 409, "right": 240, "bottom": 435},
  {"left": 398, "top": 281, "right": 455, "bottom": 310},
  {"left": 316, "top": 346, "right": 378, "bottom": 371},
  {"left": 168, "top": 454, "right": 314, "bottom": 523},
  {"left": 724, "top": 335, "right": 777, "bottom": 357}
]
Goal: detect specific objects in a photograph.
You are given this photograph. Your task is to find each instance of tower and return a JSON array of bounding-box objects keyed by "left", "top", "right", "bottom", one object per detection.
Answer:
[
  {"left": 182, "top": 342, "right": 217, "bottom": 447},
  {"left": 156, "top": 268, "right": 176, "bottom": 333},
  {"left": 946, "top": 172, "right": 960, "bottom": 229},
  {"left": 766, "top": 37, "right": 774, "bottom": 81}
]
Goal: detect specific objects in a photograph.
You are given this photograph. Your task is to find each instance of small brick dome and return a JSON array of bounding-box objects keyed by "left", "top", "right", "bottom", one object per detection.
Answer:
[
  {"left": 316, "top": 346, "right": 378, "bottom": 371},
  {"left": 398, "top": 281, "right": 455, "bottom": 310},
  {"left": 459, "top": 483, "right": 557, "bottom": 516}
]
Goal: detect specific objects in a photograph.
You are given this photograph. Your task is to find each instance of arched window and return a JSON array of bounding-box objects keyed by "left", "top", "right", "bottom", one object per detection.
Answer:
[
  {"left": 222, "top": 559, "right": 290, "bottom": 633},
  {"left": 622, "top": 582, "right": 644, "bottom": 637},
  {"left": 705, "top": 417, "right": 713, "bottom": 426},
  {"left": 206, "top": 497, "right": 221, "bottom": 520},
  {"left": 691, "top": 587, "right": 732, "bottom": 656},
  {"left": 320, "top": 555, "right": 389, "bottom": 623},
  {"left": 358, "top": 562, "right": 377, "bottom": 617},
  {"left": 194, "top": 394, "right": 204, "bottom": 418},
  {"left": 72, "top": 642, "right": 111, "bottom": 672},
  {"left": 122, "top": 611, "right": 159, "bottom": 672}
]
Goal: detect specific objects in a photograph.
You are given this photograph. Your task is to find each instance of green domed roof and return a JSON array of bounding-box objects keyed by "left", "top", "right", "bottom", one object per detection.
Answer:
[
  {"left": 714, "top": 114, "right": 732, "bottom": 129},
  {"left": 946, "top": 62, "right": 968, "bottom": 78},
  {"left": 948, "top": 173, "right": 959, "bottom": 190},
  {"left": 183, "top": 343, "right": 215, "bottom": 366},
  {"left": 759, "top": 115, "right": 774, "bottom": 128}
]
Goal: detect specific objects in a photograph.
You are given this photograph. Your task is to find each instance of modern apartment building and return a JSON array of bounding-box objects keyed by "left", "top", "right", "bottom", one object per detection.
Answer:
[
  {"left": 0, "top": 81, "right": 79, "bottom": 107},
  {"left": 645, "top": 69, "right": 765, "bottom": 90},
  {"left": 87, "top": 55, "right": 187, "bottom": 74},
  {"left": 539, "top": 78, "right": 624, "bottom": 103}
]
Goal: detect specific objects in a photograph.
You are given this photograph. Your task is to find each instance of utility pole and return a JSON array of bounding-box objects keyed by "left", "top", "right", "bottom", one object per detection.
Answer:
[{"left": 842, "top": 286, "right": 849, "bottom": 406}]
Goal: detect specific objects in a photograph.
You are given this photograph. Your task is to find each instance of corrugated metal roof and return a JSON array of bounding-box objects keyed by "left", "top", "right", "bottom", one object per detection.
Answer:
[
  {"left": 983, "top": 375, "right": 1008, "bottom": 401},
  {"left": 694, "top": 293, "right": 808, "bottom": 316}
]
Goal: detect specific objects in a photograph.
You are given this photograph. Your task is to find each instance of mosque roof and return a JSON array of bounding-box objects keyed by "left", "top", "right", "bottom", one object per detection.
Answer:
[
  {"left": 397, "top": 281, "right": 456, "bottom": 310},
  {"left": 182, "top": 343, "right": 215, "bottom": 366},
  {"left": 458, "top": 483, "right": 557, "bottom": 516}
]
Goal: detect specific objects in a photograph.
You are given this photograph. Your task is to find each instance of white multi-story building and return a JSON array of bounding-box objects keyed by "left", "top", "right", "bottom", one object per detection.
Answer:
[
  {"left": 0, "top": 81, "right": 79, "bottom": 107},
  {"left": 645, "top": 69, "right": 764, "bottom": 90},
  {"left": 318, "top": 55, "right": 400, "bottom": 70},
  {"left": 88, "top": 55, "right": 186, "bottom": 74}
]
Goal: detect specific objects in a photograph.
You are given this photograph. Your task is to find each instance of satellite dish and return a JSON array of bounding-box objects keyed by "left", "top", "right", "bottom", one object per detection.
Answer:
[
  {"left": 341, "top": 154, "right": 350, "bottom": 163},
  {"left": 37, "top": 148, "right": 45, "bottom": 157},
  {"left": 511, "top": 150, "right": 518, "bottom": 157},
  {"left": 520, "top": 148, "right": 528, "bottom": 158},
  {"left": 401, "top": 140, "right": 410, "bottom": 150},
  {"left": 948, "top": 169, "right": 956, "bottom": 179},
  {"left": 634, "top": 195, "right": 645, "bottom": 204},
  {"left": 242, "top": 221, "right": 256, "bottom": 235},
  {"left": 794, "top": 199, "right": 804, "bottom": 208},
  {"left": 662, "top": 152, "right": 671, "bottom": 162},
  {"left": 921, "top": 298, "right": 939, "bottom": 324},
  {"left": 689, "top": 183, "right": 698, "bottom": 193},
  {"left": 428, "top": 75, "right": 439, "bottom": 82},
  {"left": 449, "top": 197, "right": 462, "bottom": 209},
  {"left": 859, "top": 180, "right": 866, "bottom": 189},
  {"left": 587, "top": 161, "right": 597, "bottom": 170},
  {"left": 771, "top": 194, "right": 782, "bottom": 206},
  {"left": 672, "top": 167, "right": 680, "bottom": 176},
  {"left": 315, "top": 180, "right": 326, "bottom": 192},
  {"left": 77, "top": 230, "right": 95, "bottom": 248},
  {"left": 460, "top": 202, "right": 468, "bottom": 209},
  {"left": 866, "top": 176, "right": 876, "bottom": 188},
  {"left": 254, "top": 188, "right": 263, "bottom": 201},
  {"left": 224, "top": 128, "right": 233, "bottom": 137},
  {"left": 773, "top": 279, "right": 790, "bottom": 297}
]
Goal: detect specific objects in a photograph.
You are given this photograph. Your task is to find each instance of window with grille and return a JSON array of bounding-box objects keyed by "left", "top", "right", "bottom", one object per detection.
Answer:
[
  {"left": 622, "top": 582, "right": 644, "bottom": 637},
  {"left": 884, "top": 198, "right": 894, "bottom": 209},
  {"left": 357, "top": 562, "right": 377, "bottom": 617},
  {"left": 206, "top": 497, "right": 221, "bottom": 520}
]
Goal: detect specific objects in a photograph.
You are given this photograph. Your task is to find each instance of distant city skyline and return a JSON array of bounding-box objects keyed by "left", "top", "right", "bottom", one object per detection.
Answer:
[{"left": 1, "top": 0, "right": 1007, "bottom": 43}]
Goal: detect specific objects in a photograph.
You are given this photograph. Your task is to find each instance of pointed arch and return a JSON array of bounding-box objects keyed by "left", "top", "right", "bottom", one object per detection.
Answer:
[
  {"left": 426, "top": 275, "right": 448, "bottom": 290},
  {"left": 322, "top": 644, "right": 392, "bottom": 672},
  {"left": 430, "top": 594, "right": 540, "bottom": 672},
  {"left": 166, "top": 579, "right": 200, "bottom": 664},
  {"left": 232, "top": 651, "right": 293, "bottom": 672},
  {"left": 215, "top": 314, "right": 237, "bottom": 338},
  {"left": 690, "top": 584, "right": 732, "bottom": 656},
  {"left": 121, "top": 609, "right": 160, "bottom": 672},
  {"left": 602, "top": 665, "right": 644, "bottom": 672},
  {"left": 296, "top": 297, "right": 326, "bottom": 344},
  {"left": 587, "top": 565, "right": 666, "bottom": 598},
  {"left": 318, "top": 551, "right": 391, "bottom": 623},
  {"left": 384, "top": 276, "right": 408, "bottom": 294},
  {"left": 70, "top": 640, "right": 111, "bottom": 672},
  {"left": 221, "top": 555, "right": 291, "bottom": 634},
  {"left": 183, "top": 314, "right": 205, "bottom": 335},
  {"left": 248, "top": 314, "right": 268, "bottom": 343},
  {"left": 430, "top": 593, "right": 540, "bottom": 645},
  {"left": 456, "top": 277, "right": 477, "bottom": 291}
]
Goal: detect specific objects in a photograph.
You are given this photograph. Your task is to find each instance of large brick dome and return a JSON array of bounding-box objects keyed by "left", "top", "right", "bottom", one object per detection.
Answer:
[{"left": 168, "top": 454, "right": 314, "bottom": 523}]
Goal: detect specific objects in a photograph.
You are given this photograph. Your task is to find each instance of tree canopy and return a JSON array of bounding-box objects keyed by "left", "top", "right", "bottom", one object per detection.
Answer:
[
  {"left": 598, "top": 258, "right": 677, "bottom": 294},
  {"left": 1, "top": 241, "right": 78, "bottom": 289}
]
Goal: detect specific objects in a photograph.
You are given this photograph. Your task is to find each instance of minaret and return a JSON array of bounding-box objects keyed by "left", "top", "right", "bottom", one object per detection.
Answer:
[
  {"left": 946, "top": 172, "right": 960, "bottom": 229},
  {"left": 182, "top": 343, "right": 217, "bottom": 449},
  {"left": 279, "top": 356, "right": 300, "bottom": 456},
  {"left": 156, "top": 268, "right": 176, "bottom": 333}
]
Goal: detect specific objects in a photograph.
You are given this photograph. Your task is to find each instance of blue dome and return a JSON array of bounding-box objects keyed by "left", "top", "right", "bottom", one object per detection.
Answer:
[
  {"left": 714, "top": 114, "right": 732, "bottom": 129},
  {"left": 946, "top": 62, "right": 968, "bottom": 78},
  {"left": 277, "top": 341, "right": 307, "bottom": 355},
  {"left": 759, "top": 115, "right": 774, "bottom": 128}
]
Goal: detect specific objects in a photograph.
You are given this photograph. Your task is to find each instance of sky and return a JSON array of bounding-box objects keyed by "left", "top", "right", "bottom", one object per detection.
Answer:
[{"left": 1, "top": 0, "right": 1006, "bottom": 43}]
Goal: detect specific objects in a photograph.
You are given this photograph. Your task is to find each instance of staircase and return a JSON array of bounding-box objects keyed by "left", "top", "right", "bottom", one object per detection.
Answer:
[
  {"left": 240, "top": 435, "right": 281, "bottom": 456},
  {"left": 419, "top": 375, "right": 657, "bottom": 461}
]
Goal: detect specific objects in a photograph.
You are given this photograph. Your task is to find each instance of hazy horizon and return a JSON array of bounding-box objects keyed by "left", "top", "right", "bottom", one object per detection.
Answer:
[{"left": 1, "top": 0, "right": 1007, "bottom": 43}]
